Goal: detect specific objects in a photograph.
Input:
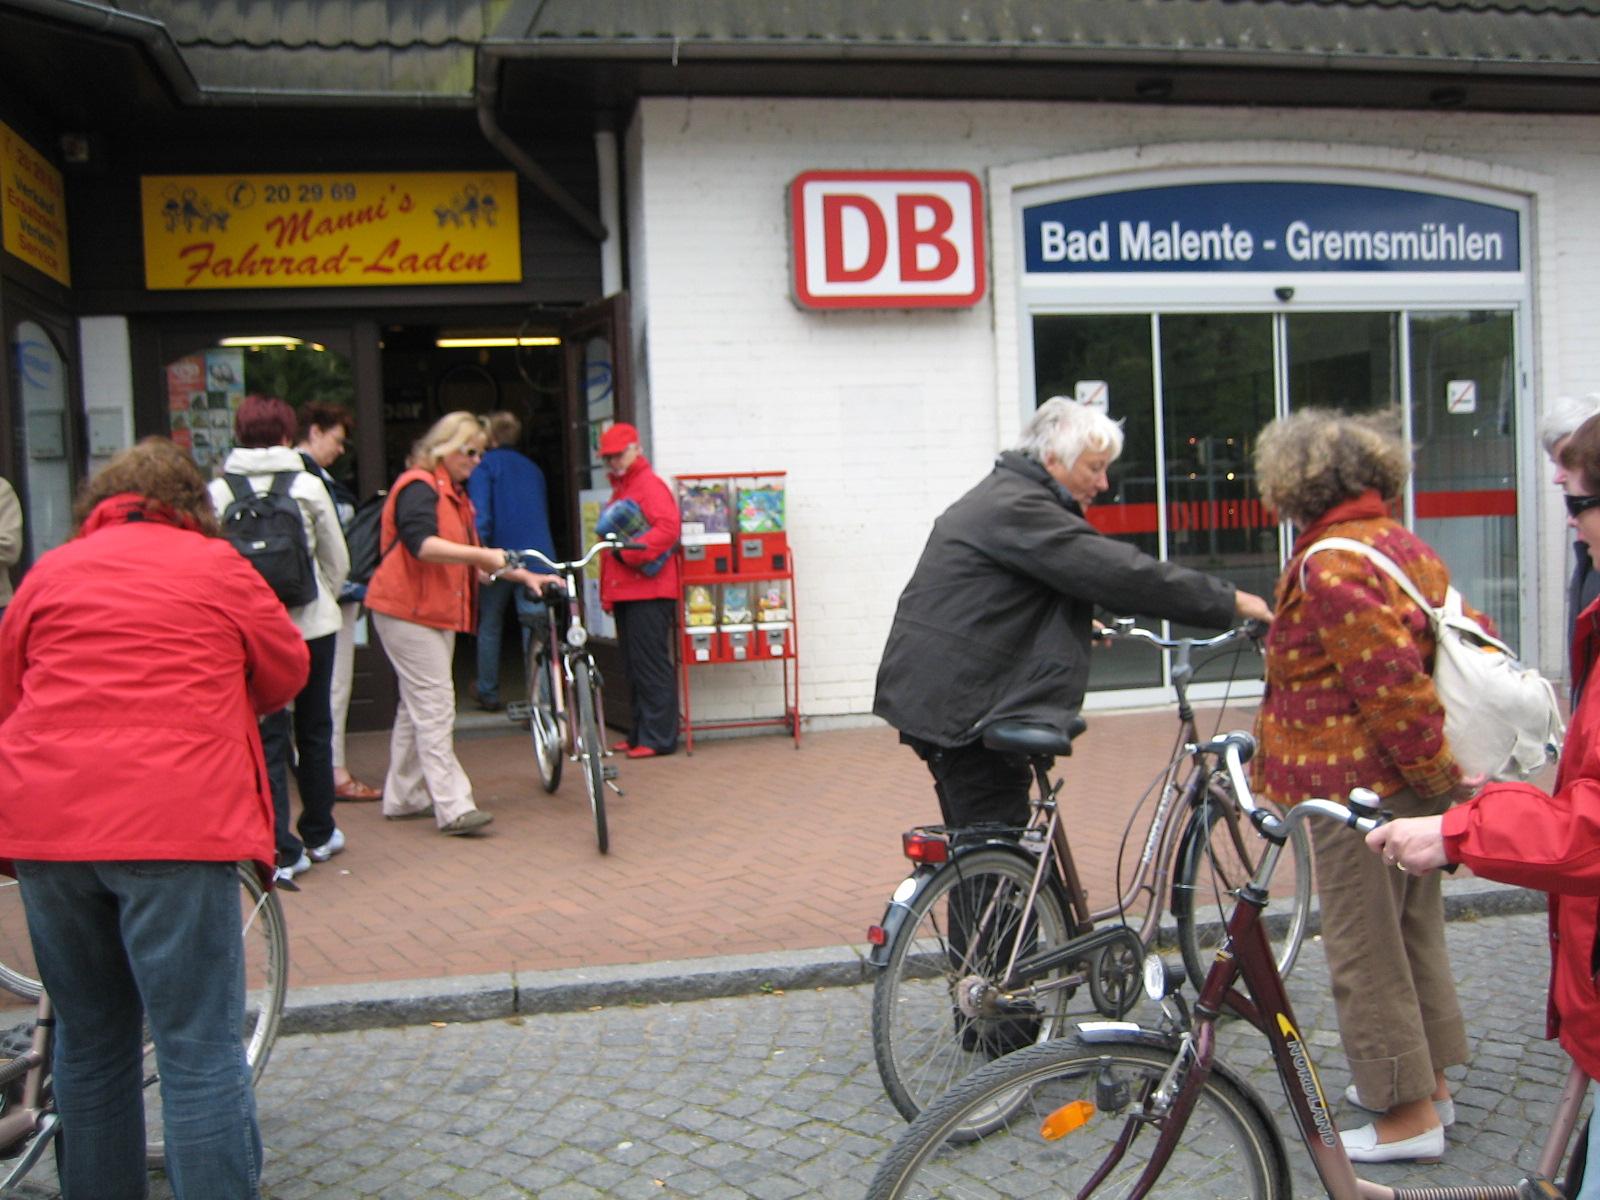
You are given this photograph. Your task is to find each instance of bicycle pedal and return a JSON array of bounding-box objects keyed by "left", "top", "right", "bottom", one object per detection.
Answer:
[
  {"left": 602, "top": 764, "right": 619, "bottom": 781},
  {"left": 505, "top": 701, "right": 533, "bottom": 720}
]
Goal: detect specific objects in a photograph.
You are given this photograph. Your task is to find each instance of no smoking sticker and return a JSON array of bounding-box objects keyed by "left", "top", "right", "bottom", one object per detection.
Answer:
[
  {"left": 1446, "top": 380, "right": 1477, "bottom": 414},
  {"left": 1075, "top": 381, "right": 1109, "bottom": 412}
]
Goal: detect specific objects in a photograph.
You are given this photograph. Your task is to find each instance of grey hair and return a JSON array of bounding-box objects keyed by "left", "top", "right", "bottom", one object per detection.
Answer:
[
  {"left": 1539, "top": 394, "right": 1600, "bottom": 453},
  {"left": 1014, "top": 397, "right": 1125, "bottom": 471}
]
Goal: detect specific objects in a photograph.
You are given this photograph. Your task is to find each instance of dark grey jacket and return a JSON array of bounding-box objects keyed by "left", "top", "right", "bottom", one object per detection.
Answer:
[{"left": 873, "top": 452, "right": 1238, "bottom": 747}]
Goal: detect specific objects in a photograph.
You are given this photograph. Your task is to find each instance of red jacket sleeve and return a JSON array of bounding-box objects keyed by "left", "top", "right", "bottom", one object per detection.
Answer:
[
  {"left": 617, "top": 471, "right": 681, "bottom": 570},
  {"left": 0, "top": 577, "right": 36, "bottom": 724},
  {"left": 225, "top": 556, "right": 311, "bottom": 715},
  {"left": 1443, "top": 780, "right": 1600, "bottom": 895}
]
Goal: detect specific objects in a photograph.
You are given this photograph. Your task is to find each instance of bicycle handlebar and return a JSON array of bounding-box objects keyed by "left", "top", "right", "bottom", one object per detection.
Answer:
[
  {"left": 508, "top": 535, "right": 644, "bottom": 577},
  {"left": 1200, "top": 729, "right": 1387, "bottom": 844},
  {"left": 1105, "top": 618, "right": 1268, "bottom": 651}
]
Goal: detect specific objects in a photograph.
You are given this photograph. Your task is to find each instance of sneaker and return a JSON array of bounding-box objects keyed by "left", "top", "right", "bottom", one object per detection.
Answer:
[
  {"left": 277, "top": 851, "right": 311, "bottom": 879},
  {"left": 306, "top": 828, "right": 345, "bottom": 863},
  {"left": 440, "top": 810, "right": 494, "bottom": 836}
]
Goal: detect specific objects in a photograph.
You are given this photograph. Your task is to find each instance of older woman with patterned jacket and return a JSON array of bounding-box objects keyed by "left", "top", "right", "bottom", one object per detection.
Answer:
[{"left": 1255, "top": 408, "right": 1481, "bottom": 1165}]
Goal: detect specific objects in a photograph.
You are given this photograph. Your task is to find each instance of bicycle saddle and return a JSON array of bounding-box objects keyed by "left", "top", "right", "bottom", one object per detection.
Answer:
[{"left": 981, "top": 716, "right": 1086, "bottom": 757}]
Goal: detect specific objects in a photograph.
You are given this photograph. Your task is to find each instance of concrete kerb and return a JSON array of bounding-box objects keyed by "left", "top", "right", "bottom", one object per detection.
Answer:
[{"left": 278, "top": 877, "right": 1546, "bottom": 1037}]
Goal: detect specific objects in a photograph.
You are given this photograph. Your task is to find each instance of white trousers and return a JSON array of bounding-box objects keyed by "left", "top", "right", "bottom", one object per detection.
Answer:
[{"left": 371, "top": 612, "right": 478, "bottom": 827}]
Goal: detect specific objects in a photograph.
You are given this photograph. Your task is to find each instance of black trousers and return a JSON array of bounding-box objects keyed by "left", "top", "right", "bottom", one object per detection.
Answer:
[
  {"left": 900, "top": 733, "right": 1033, "bottom": 831},
  {"left": 614, "top": 597, "right": 679, "bottom": 753},
  {"left": 261, "top": 631, "right": 338, "bottom": 864}
]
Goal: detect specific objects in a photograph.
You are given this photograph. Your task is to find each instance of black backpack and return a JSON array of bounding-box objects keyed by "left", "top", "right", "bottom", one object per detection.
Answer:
[
  {"left": 343, "top": 490, "right": 388, "bottom": 586},
  {"left": 221, "top": 472, "right": 318, "bottom": 608}
]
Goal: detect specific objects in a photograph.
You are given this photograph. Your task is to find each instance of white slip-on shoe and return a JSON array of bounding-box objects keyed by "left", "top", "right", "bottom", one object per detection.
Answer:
[{"left": 1340, "top": 1122, "right": 1445, "bottom": 1164}]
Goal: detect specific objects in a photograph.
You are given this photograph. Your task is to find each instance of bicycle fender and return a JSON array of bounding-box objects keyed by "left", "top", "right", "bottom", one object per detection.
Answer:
[
  {"left": 867, "top": 840, "right": 1045, "bottom": 968},
  {"left": 867, "top": 866, "right": 938, "bottom": 967}
]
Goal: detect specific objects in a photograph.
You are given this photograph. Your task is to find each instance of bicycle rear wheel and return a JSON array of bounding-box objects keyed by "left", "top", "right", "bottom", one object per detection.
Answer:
[
  {"left": 1173, "top": 779, "right": 1312, "bottom": 991},
  {"left": 0, "top": 878, "right": 40, "bottom": 1005},
  {"left": 528, "top": 641, "right": 563, "bottom": 793},
  {"left": 871, "top": 847, "right": 1078, "bottom": 1137},
  {"left": 866, "top": 1038, "right": 1288, "bottom": 1200},
  {"left": 573, "top": 658, "right": 609, "bottom": 854}
]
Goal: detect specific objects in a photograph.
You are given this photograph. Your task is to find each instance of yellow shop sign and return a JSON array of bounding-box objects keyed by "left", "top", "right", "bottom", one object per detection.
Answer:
[
  {"left": 1, "top": 120, "right": 69, "bottom": 286},
  {"left": 140, "top": 172, "right": 521, "bottom": 290}
]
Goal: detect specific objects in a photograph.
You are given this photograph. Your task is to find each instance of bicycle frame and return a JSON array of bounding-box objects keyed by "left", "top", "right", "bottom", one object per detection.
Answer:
[
  {"left": 1116, "top": 734, "right": 1580, "bottom": 1200},
  {"left": 0, "top": 992, "right": 59, "bottom": 1195},
  {"left": 517, "top": 542, "right": 614, "bottom": 763}
]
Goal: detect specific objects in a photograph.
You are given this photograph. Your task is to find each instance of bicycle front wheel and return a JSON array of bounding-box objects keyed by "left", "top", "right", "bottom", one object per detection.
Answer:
[
  {"left": 528, "top": 641, "right": 563, "bottom": 793},
  {"left": 1173, "top": 780, "right": 1313, "bottom": 991},
  {"left": 872, "top": 847, "right": 1078, "bottom": 1135},
  {"left": 573, "top": 658, "right": 609, "bottom": 854},
  {"left": 866, "top": 1038, "right": 1288, "bottom": 1200}
]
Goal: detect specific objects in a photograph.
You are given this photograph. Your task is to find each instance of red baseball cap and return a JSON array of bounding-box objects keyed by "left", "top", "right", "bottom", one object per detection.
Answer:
[{"left": 598, "top": 422, "right": 639, "bottom": 457}]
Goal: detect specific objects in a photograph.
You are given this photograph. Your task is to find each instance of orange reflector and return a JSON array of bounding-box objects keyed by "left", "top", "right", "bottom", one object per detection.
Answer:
[{"left": 1040, "top": 1100, "right": 1096, "bottom": 1140}]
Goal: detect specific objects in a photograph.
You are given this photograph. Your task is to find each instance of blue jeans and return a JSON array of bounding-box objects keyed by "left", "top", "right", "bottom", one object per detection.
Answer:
[
  {"left": 476, "top": 579, "right": 543, "bottom": 706},
  {"left": 14, "top": 860, "right": 262, "bottom": 1200}
]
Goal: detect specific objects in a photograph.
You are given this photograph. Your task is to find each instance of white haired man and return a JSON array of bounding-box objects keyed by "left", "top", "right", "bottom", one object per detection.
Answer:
[{"left": 874, "top": 397, "right": 1272, "bottom": 835}]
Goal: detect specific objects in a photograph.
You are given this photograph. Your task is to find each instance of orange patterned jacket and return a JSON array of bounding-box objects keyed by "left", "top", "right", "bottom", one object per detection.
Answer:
[{"left": 1255, "top": 490, "right": 1475, "bottom": 807}]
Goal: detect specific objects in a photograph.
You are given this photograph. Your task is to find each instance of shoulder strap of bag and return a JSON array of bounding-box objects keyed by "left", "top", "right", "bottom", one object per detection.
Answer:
[
  {"left": 223, "top": 473, "right": 253, "bottom": 505},
  {"left": 1301, "top": 536, "right": 1518, "bottom": 657},
  {"left": 1299, "top": 537, "right": 1436, "bottom": 616},
  {"left": 269, "top": 471, "right": 298, "bottom": 498}
]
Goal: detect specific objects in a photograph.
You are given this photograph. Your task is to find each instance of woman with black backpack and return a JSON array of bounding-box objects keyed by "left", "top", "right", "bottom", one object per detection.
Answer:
[{"left": 295, "top": 401, "right": 383, "bottom": 803}]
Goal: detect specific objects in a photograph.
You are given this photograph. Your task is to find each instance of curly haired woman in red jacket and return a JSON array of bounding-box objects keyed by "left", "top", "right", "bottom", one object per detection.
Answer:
[{"left": 0, "top": 438, "right": 309, "bottom": 1199}]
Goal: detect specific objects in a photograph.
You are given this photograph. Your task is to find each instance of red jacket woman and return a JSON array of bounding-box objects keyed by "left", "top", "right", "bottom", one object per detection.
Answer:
[{"left": 0, "top": 476, "right": 307, "bottom": 871}]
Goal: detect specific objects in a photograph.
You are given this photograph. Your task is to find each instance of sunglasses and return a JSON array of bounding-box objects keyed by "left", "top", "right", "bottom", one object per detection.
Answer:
[{"left": 1565, "top": 493, "right": 1600, "bottom": 519}]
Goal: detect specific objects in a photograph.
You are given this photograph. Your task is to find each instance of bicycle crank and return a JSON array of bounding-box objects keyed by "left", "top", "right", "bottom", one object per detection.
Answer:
[{"left": 603, "top": 764, "right": 625, "bottom": 795}]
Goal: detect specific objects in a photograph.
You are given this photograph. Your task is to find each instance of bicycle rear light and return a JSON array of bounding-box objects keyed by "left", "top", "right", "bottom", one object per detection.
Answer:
[
  {"left": 902, "top": 831, "right": 949, "bottom": 864},
  {"left": 867, "top": 925, "right": 888, "bottom": 946}
]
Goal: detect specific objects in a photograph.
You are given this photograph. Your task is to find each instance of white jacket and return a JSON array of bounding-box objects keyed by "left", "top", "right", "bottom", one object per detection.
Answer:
[{"left": 209, "top": 446, "right": 349, "bottom": 641}]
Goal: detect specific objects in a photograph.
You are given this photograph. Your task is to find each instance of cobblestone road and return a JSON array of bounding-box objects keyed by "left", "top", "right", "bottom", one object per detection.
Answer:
[{"left": 18, "top": 910, "right": 1571, "bottom": 1198}]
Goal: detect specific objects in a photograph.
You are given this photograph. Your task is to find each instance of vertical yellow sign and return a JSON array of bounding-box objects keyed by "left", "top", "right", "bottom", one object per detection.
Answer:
[{"left": 0, "top": 120, "right": 70, "bottom": 286}]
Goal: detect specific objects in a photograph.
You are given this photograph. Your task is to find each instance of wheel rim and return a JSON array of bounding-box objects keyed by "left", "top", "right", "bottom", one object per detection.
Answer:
[{"left": 873, "top": 848, "right": 1075, "bottom": 1133}]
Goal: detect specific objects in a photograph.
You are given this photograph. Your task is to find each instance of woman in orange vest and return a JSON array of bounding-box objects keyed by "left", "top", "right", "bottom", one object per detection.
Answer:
[{"left": 366, "top": 412, "right": 556, "bottom": 834}]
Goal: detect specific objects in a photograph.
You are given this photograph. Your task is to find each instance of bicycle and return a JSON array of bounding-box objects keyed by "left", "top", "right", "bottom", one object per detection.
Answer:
[
  {"left": 504, "top": 535, "right": 637, "bottom": 855},
  {"left": 0, "top": 861, "right": 288, "bottom": 1188},
  {"left": 866, "top": 730, "right": 1581, "bottom": 1200},
  {"left": 867, "top": 621, "right": 1313, "bottom": 1136}
]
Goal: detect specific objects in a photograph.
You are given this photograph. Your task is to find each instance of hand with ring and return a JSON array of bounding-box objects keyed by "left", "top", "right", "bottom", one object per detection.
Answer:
[{"left": 1366, "top": 814, "right": 1451, "bottom": 876}]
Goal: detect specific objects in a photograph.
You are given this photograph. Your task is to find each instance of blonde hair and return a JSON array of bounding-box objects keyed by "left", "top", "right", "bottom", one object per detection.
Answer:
[
  {"left": 1254, "top": 409, "right": 1410, "bottom": 525},
  {"left": 412, "top": 411, "right": 486, "bottom": 467}
]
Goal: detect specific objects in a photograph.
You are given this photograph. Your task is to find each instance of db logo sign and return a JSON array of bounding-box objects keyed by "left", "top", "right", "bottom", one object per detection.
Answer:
[{"left": 790, "top": 170, "right": 986, "bottom": 309}]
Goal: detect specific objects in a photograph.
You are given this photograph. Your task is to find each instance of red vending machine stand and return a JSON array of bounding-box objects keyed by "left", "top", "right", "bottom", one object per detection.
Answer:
[{"left": 673, "top": 472, "right": 800, "bottom": 752}]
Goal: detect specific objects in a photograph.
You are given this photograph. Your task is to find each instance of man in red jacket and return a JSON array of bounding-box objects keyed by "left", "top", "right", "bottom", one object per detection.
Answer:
[{"left": 597, "top": 423, "right": 681, "bottom": 757}]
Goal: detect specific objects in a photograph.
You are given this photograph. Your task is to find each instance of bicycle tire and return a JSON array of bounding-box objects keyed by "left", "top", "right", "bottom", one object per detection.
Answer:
[
  {"left": 0, "top": 878, "right": 40, "bottom": 1003},
  {"left": 871, "top": 847, "right": 1078, "bottom": 1137},
  {"left": 528, "top": 641, "right": 563, "bottom": 793},
  {"left": 144, "top": 862, "right": 288, "bottom": 1165},
  {"left": 573, "top": 658, "right": 609, "bottom": 855},
  {"left": 866, "top": 1037, "right": 1289, "bottom": 1200},
  {"left": 1173, "top": 779, "right": 1313, "bottom": 992}
]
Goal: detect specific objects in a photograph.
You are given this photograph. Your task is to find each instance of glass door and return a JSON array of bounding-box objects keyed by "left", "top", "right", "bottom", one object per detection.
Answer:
[{"left": 1032, "top": 305, "right": 1525, "bottom": 693}]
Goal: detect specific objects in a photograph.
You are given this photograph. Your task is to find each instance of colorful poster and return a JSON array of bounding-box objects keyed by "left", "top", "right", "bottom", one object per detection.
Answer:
[
  {"left": 140, "top": 172, "right": 521, "bottom": 290},
  {"left": 166, "top": 348, "right": 245, "bottom": 471},
  {"left": 0, "top": 120, "right": 69, "bottom": 285}
]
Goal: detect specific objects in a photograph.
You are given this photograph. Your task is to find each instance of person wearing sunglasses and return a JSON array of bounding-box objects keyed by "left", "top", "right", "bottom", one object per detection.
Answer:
[
  {"left": 366, "top": 412, "right": 558, "bottom": 835},
  {"left": 1542, "top": 395, "right": 1600, "bottom": 661}
]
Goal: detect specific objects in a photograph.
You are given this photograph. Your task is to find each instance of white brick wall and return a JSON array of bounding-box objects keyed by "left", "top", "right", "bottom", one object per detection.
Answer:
[{"left": 630, "top": 96, "right": 1600, "bottom": 724}]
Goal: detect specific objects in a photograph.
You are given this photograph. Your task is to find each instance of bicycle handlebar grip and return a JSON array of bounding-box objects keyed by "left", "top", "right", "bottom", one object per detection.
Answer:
[{"left": 1242, "top": 618, "right": 1270, "bottom": 640}]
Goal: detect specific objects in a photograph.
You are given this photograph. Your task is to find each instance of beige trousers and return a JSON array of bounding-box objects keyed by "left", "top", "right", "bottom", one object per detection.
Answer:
[
  {"left": 1312, "top": 785, "right": 1469, "bottom": 1109},
  {"left": 372, "top": 612, "right": 478, "bottom": 827},
  {"left": 329, "top": 602, "right": 358, "bottom": 771}
]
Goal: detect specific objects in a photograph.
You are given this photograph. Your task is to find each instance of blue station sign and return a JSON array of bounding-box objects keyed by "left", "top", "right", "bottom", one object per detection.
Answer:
[{"left": 1022, "top": 181, "right": 1520, "bottom": 274}]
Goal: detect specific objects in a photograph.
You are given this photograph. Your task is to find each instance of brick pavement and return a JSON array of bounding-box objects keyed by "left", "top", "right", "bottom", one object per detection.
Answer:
[{"left": 270, "top": 702, "right": 1279, "bottom": 992}]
